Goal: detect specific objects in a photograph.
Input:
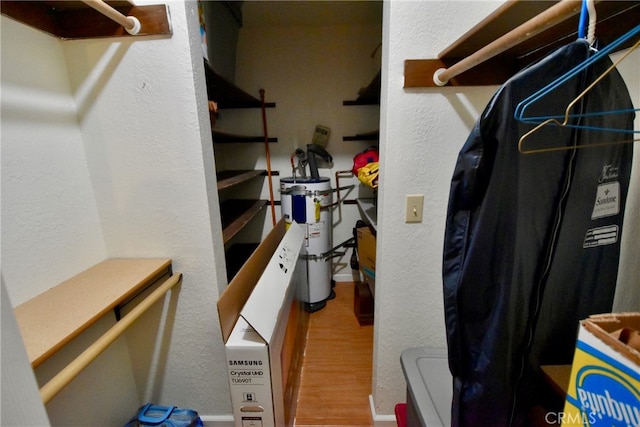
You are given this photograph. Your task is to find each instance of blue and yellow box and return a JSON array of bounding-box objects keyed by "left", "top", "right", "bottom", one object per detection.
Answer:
[{"left": 562, "top": 313, "right": 640, "bottom": 427}]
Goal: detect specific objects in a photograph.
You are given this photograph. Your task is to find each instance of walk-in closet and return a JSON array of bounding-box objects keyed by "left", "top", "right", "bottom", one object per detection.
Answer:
[{"left": 2, "top": 1, "right": 638, "bottom": 426}]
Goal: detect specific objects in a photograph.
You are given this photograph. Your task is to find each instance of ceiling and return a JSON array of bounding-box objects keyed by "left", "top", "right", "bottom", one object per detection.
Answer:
[{"left": 241, "top": 1, "right": 383, "bottom": 28}]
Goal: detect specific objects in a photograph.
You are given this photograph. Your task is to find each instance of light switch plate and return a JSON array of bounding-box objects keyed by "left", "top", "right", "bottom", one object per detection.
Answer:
[{"left": 405, "top": 194, "right": 424, "bottom": 223}]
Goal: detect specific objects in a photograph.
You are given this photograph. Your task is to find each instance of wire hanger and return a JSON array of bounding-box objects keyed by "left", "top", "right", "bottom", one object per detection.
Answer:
[
  {"left": 518, "top": 36, "right": 640, "bottom": 154},
  {"left": 514, "top": 13, "right": 640, "bottom": 126},
  {"left": 514, "top": 0, "right": 638, "bottom": 127},
  {"left": 514, "top": 20, "right": 640, "bottom": 154}
]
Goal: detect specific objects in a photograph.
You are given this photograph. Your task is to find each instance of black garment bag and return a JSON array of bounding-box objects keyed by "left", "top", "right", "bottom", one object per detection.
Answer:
[{"left": 442, "top": 39, "right": 635, "bottom": 427}]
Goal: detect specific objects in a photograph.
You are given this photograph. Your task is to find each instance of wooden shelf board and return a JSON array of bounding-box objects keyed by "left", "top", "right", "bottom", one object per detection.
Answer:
[
  {"left": 217, "top": 170, "right": 265, "bottom": 191},
  {"left": 343, "top": 70, "right": 381, "bottom": 105},
  {"left": 343, "top": 130, "right": 379, "bottom": 142},
  {"left": 221, "top": 199, "right": 268, "bottom": 243},
  {"left": 404, "top": 1, "right": 640, "bottom": 87},
  {"left": 213, "top": 130, "right": 278, "bottom": 144},
  {"left": 217, "top": 170, "right": 280, "bottom": 191},
  {"left": 343, "top": 99, "right": 379, "bottom": 106},
  {"left": 438, "top": 1, "right": 553, "bottom": 59},
  {"left": 357, "top": 198, "right": 377, "bottom": 232},
  {"left": 204, "top": 59, "right": 275, "bottom": 109},
  {"left": 13, "top": 258, "right": 172, "bottom": 367},
  {"left": 405, "top": 57, "right": 518, "bottom": 87},
  {"left": 541, "top": 364, "right": 572, "bottom": 397},
  {"left": 1, "top": 1, "right": 172, "bottom": 40}
]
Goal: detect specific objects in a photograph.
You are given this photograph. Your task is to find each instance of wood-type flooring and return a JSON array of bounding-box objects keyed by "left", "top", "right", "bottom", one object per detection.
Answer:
[{"left": 294, "top": 282, "right": 375, "bottom": 426}]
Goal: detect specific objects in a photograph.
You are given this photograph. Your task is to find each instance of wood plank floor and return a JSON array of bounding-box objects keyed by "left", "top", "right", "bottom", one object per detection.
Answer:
[{"left": 294, "top": 282, "right": 375, "bottom": 427}]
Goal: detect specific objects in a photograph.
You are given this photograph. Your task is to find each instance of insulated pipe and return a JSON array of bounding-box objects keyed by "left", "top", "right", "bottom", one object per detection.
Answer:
[
  {"left": 330, "top": 170, "right": 354, "bottom": 208},
  {"left": 39, "top": 274, "right": 182, "bottom": 404},
  {"left": 433, "top": 0, "right": 582, "bottom": 86},
  {"left": 81, "top": 0, "right": 142, "bottom": 35}
]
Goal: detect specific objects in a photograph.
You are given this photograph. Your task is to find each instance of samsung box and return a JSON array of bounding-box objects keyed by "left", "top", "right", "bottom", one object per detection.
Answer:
[
  {"left": 217, "top": 220, "right": 309, "bottom": 427},
  {"left": 561, "top": 313, "right": 640, "bottom": 427}
]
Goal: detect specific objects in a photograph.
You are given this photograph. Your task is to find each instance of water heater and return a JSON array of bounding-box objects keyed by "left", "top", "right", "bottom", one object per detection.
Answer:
[{"left": 280, "top": 177, "right": 333, "bottom": 312}]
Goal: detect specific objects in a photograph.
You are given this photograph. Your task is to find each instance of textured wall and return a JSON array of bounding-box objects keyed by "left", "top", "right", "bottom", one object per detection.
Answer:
[
  {"left": 372, "top": 1, "right": 504, "bottom": 418},
  {"left": 1, "top": 0, "right": 231, "bottom": 422},
  {"left": 1, "top": 16, "right": 108, "bottom": 306},
  {"left": 373, "top": 0, "right": 640, "bottom": 420}
]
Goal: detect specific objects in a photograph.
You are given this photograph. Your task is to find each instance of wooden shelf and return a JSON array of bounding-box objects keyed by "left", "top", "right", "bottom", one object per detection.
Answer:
[
  {"left": 217, "top": 170, "right": 264, "bottom": 191},
  {"left": 217, "top": 170, "right": 279, "bottom": 191},
  {"left": 224, "top": 243, "right": 260, "bottom": 282},
  {"left": 13, "top": 258, "right": 173, "bottom": 367},
  {"left": 343, "top": 99, "right": 379, "bottom": 106},
  {"left": 357, "top": 198, "right": 377, "bottom": 232},
  {"left": 404, "top": 0, "right": 640, "bottom": 87},
  {"left": 204, "top": 59, "right": 275, "bottom": 109},
  {"left": 221, "top": 199, "right": 268, "bottom": 243},
  {"left": 343, "top": 70, "right": 381, "bottom": 105},
  {"left": 0, "top": 1, "right": 172, "bottom": 40},
  {"left": 343, "top": 130, "right": 379, "bottom": 142},
  {"left": 203, "top": 55, "right": 279, "bottom": 277},
  {"left": 213, "top": 130, "right": 278, "bottom": 144},
  {"left": 541, "top": 365, "right": 572, "bottom": 398}
]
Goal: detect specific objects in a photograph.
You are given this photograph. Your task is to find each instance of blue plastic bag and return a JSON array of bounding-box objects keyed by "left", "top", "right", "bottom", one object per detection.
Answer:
[{"left": 125, "top": 403, "right": 203, "bottom": 427}]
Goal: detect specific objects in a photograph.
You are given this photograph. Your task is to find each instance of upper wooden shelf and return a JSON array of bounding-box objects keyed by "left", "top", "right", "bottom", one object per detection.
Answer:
[
  {"left": 204, "top": 59, "right": 276, "bottom": 109},
  {"left": 343, "top": 70, "right": 381, "bottom": 105},
  {"left": 343, "top": 130, "right": 379, "bottom": 142},
  {"left": 1, "top": 1, "right": 172, "bottom": 40},
  {"left": 13, "top": 258, "right": 173, "bottom": 367},
  {"left": 405, "top": 0, "right": 640, "bottom": 87}
]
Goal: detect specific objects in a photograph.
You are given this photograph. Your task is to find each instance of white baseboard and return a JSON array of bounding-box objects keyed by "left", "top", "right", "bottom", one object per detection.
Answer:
[
  {"left": 199, "top": 414, "right": 234, "bottom": 426},
  {"left": 200, "top": 396, "right": 398, "bottom": 426},
  {"left": 333, "top": 271, "right": 362, "bottom": 283},
  {"left": 369, "top": 394, "right": 399, "bottom": 427},
  {"left": 200, "top": 396, "right": 397, "bottom": 426}
]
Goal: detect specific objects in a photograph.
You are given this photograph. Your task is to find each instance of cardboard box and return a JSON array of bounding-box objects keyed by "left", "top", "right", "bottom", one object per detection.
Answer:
[
  {"left": 217, "top": 220, "right": 309, "bottom": 427},
  {"left": 357, "top": 225, "right": 376, "bottom": 280},
  {"left": 561, "top": 313, "right": 640, "bottom": 427}
]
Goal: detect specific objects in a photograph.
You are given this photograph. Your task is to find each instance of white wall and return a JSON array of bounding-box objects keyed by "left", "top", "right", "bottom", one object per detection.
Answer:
[
  {"left": 1, "top": 13, "right": 108, "bottom": 307},
  {"left": 373, "top": 0, "right": 640, "bottom": 421},
  {"left": 612, "top": 48, "right": 640, "bottom": 312},
  {"left": 1, "top": 1, "right": 232, "bottom": 424},
  {"left": 372, "top": 1, "right": 503, "bottom": 419},
  {"left": 1, "top": 281, "right": 51, "bottom": 426}
]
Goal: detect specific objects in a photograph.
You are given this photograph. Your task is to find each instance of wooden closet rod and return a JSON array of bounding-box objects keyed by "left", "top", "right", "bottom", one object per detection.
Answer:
[
  {"left": 39, "top": 273, "right": 182, "bottom": 404},
  {"left": 81, "top": 0, "right": 142, "bottom": 35},
  {"left": 433, "top": 0, "right": 582, "bottom": 86}
]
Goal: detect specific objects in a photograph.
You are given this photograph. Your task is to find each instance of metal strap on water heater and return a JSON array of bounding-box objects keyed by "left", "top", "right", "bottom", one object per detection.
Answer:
[
  {"left": 300, "top": 237, "right": 355, "bottom": 262},
  {"left": 280, "top": 184, "right": 355, "bottom": 197}
]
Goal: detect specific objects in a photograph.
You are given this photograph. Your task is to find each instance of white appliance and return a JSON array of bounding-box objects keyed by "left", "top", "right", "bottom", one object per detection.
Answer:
[{"left": 280, "top": 177, "right": 333, "bottom": 312}]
